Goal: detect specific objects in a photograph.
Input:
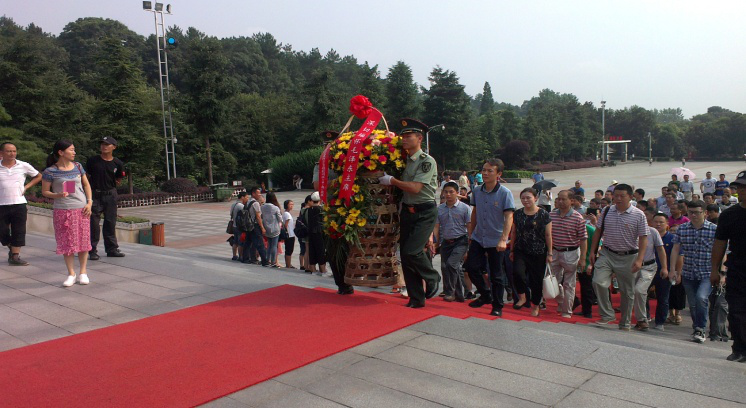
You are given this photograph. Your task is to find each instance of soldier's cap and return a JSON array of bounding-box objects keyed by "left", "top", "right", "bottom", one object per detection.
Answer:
[
  {"left": 101, "top": 136, "right": 118, "bottom": 146},
  {"left": 321, "top": 131, "right": 339, "bottom": 139},
  {"left": 731, "top": 170, "right": 746, "bottom": 186},
  {"left": 442, "top": 181, "right": 459, "bottom": 191},
  {"left": 399, "top": 118, "right": 429, "bottom": 136}
]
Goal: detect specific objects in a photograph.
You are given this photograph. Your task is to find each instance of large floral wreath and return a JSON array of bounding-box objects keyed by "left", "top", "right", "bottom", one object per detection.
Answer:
[{"left": 322, "top": 129, "right": 405, "bottom": 244}]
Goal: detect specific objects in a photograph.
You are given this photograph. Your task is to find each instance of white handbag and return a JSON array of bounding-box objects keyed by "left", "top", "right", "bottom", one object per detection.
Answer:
[{"left": 542, "top": 263, "right": 561, "bottom": 300}]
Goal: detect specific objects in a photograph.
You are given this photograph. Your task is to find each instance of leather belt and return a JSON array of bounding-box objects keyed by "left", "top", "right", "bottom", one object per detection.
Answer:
[
  {"left": 642, "top": 259, "right": 656, "bottom": 266},
  {"left": 553, "top": 246, "right": 579, "bottom": 252},
  {"left": 402, "top": 201, "right": 436, "bottom": 214},
  {"left": 443, "top": 235, "right": 467, "bottom": 244},
  {"left": 605, "top": 247, "right": 639, "bottom": 256}
]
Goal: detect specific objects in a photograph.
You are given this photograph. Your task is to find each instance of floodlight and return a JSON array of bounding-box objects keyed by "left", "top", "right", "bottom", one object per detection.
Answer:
[
  {"left": 143, "top": 1, "right": 152, "bottom": 10},
  {"left": 166, "top": 4, "right": 172, "bottom": 13},
  {"left": 155, "top": 3, "right": 163, "bottom": 11}
]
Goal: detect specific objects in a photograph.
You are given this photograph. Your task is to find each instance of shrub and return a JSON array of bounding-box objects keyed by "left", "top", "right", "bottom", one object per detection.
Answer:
[
  {"left": 160, "top": 177, "right": 198, "bottom": 194},
  {"left": 503, "top": 170, "right": 534, "bottom": 179},
  {"left": 269, "top": 147, "right": 324, "bottom": 190},
  {"left": 497, "top": 140, "right": 531, "bottom": 170}
]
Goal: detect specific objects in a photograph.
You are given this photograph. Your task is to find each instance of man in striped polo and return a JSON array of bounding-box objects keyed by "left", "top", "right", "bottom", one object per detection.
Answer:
[
  {"left": 550, "top": 190, "right": 587, "bottom": 318},
  {"left": 589, "top": 183, "right": 649, "bottom": 330}
]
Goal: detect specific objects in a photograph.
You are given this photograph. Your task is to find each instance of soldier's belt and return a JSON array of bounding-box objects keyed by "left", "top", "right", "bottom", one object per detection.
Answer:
[{"left": 402, "top": 201, "right": 436, "bottom": 214}]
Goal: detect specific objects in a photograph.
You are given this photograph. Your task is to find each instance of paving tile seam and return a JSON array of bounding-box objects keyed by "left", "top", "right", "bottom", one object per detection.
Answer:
[
  {"left": 395, "top": 340, "right": 585, "bottom": 390},
  {"left": 357, "top": 353, "right": 552, "bottom": 408},
  {"left": 261, "top": 378, "right": 355, "bottom": 408}
]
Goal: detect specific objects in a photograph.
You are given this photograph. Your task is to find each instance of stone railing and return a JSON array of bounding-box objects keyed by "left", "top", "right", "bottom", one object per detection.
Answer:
[{"left": 116, "top": 192, "right": 214, "bottom": 208}]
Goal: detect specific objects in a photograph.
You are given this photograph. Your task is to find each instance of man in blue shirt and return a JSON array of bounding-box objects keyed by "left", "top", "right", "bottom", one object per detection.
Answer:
[
  {"left": 531, "top": 171, "right": 544, "bottom": 184},
  {"left": 465, "top": 159, "right": 515, "bottom": 316},
  {"left": 669, "top": 201, "right": 717, "bottom": 343},
  {"left": 715, "top": 174, "right": 730, "bottom": 197}
]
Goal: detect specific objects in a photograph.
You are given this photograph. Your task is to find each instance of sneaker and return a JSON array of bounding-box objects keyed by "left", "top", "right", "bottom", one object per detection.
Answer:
[
  {"left": 106, "top": 250, "right": 125, "bottom": 258},
  {"left": 63, "top": 275, "right": 76, "bottom": 287},
  {"left": 89, "top": 251, "right": 100, "bottom": 261},
  {"left": 400, "top": 288, "right": 409, "bottom": 298},
  {"left": 78, "top": 274, "right": 89, "bottom": 285},
  {"left": 231, "top": 255, "right": 239, "bottom": 261},
  {"left": 8, "top": 255, "right": 29, "bottom": 266},
  {"left": 561, "top": 313, "right": 572, "bottom": 319},
  {"left": 595, "top": 319, "right": 615, "bottom": 326},
  {"left": 618, "top": 326, "right": 631, "bottom": 331},
  {"left": 693, "top": 330, "right": 706, "bottom": 343},
  {"left": 322, "top": 272, "right": 333, "bottom": 277},
  {"left": 652, "top": 325, "right": 665, "bottom": 332},
  {"left": 634, "top": 321, "right": 649, "bottom": 331},
  {"left": 464, "top": 291, "right": 475, "bottom": 300},
  {"left": 314, "top": 271, "right": 323, "bottom": 276}
]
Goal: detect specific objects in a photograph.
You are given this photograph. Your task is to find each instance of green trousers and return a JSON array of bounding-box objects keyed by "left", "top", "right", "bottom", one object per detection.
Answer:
[{"left": 400, "top": 205, "right": 440, "bottom": 304}]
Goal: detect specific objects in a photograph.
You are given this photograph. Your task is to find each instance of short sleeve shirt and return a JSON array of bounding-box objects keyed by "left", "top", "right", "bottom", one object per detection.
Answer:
[
  {"left": 85, "top": 156, "right": 124, "bottom": 191},
  {"left": 715, "top": 204, "right": 746, "bottom": 268},
  {"left": 513, "top": 208, "right": 551, "bottom": 255},
  {"left": 283, "top": 211, "right": 296, "bottom": 238},
  {"left": 596, "top": 204, "right": 648, "bottom": 251},
  {"left": 701, "top": 178, "right": 716, "bottom": 194},
  {"left": 656, "top": 231, "right": 675, "bottom": 273},
  {"left": 401, "top": 149, "right": 437, "bottom": 205},
  {"left": 470, "top": 183, "right": 515, "bottom": 247},
  {"left": 42, "top": 162, "right": 87, "bottom": 210},
  {"left": 437, "top": 200, "right": 471, "bottom": 241},
  {"left": 715, "top": 180, "right": 729, "bottom": 196},
  {"left": 679, "top": 181, "right": 694, "bottom": 193},
  {"left": 550, "top": 209, "right": 587, "bottom": 248},
  {"left": 673, "top": 221, "right": 717, "bottom": 280},
  {"left": 231, "top": 201, "right": 244, "bottom": 221},
  {"left": 643, "top": 226, "right": 663, "bottom": 262},
  {"left": 0, "top": 159, "right": 39, "bottom": 205}
]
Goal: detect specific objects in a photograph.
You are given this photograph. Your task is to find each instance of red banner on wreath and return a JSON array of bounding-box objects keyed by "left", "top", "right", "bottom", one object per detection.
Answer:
[
  {"left": 318, "top": 143, "right": 333, "bottom": 203},
  {"left": 338, "top": 109, "right": 382, "bottom": 205}
]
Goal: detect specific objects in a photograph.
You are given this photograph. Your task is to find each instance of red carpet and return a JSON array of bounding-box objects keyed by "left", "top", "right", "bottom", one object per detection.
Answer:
[
  {"left": 0, "top": 285, "right": 436, "bottom": 408},
  {"left": 316, "top": 285, "right": 656, "bottom": 326}
]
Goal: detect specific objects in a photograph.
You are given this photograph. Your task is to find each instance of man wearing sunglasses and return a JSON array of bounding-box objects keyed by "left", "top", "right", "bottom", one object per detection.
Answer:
[{"left": 669, "top": 200, "right": 717, "bottom": 344}]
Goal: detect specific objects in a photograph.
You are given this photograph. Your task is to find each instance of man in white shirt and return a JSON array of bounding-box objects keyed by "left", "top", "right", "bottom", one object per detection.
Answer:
[
  {"left": 700, "top": 171, "right": 717, "bottom": 195},
  {"left": 679, "top": 174, "right": 694, "bottom": 201},
  {"left": 0, "top": 143, "right": 42, "bottom": 266}
]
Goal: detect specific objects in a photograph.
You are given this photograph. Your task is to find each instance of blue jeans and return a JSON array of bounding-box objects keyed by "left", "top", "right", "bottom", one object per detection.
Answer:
[
  {"left": 653, "top": 273, "right": 672, "bottom": 326},
  {"left": 682, "top": 277, "right": 712, "bottom": 331},
  {"left": 266, "top": 236, "right": 279, "bottom": 265}
]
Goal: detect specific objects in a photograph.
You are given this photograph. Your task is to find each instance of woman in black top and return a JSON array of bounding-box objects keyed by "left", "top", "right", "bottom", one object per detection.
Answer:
[{"left": 510, "top": 188, "right": 553, "bottom": 316}]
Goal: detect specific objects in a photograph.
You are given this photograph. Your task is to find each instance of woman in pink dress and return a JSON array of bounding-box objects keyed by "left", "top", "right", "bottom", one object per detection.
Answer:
[{"left": 41, "top": 140, "right": 94, "bottom": 287}]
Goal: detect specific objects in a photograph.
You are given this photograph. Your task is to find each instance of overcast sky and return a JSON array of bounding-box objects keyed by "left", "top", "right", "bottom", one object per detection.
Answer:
[{"left": 5, "top": 0, "right": 745, "bottom": 118}]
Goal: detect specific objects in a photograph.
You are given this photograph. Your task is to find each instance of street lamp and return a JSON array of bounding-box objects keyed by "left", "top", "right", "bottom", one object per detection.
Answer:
[
  {"left": 600, "top": 100, "right": 606, "bottom": 162},
  {"left": 426, "top": 124, "right": 445, "bottom": 155},
  {"left": 142, "top": 2, "right": 176, "bottom": 179}
]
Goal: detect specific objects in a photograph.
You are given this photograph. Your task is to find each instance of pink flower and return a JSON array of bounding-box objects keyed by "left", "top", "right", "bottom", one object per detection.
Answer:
[{"left": 371, "top": 139, "right": 381, "bottom": 147}]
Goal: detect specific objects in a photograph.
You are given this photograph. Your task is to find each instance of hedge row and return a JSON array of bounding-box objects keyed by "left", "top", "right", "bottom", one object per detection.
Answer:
[
  {"left": 535, "top": 160, "right": 602, "bottom": 172},
  {"left": 269, "top": 147, "right": 324, "bottom": 190}
]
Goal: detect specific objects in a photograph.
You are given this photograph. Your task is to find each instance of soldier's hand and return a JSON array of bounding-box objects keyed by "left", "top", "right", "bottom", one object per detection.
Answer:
[
  {"left": 496, "top": 239, "right": 507, "bottom": 252},
  {"left": 378, "top": 173, "right": 393, "bottom": 186}
]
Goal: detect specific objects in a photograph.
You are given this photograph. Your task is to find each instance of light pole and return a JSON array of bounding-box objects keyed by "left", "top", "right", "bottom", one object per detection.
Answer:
[
  {"left": 143, "top": 1, "right": 176, "bottom": 179},
  {"left": 426, "top": 124, "right": 445, "bottom": 155},
  {"left": 648, "top": 131, "right": 652, "bottom": 163},
  {"left": 600, "top": 100, "right": 606, "bottom": 162}
]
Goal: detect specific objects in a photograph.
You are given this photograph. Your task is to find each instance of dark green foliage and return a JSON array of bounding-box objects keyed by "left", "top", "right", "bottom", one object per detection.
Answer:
[
  {"left": 160, "top": 177, "right": 198, "bottom": 193},
  {"left": 269, "top": 147, "right": 324, "bottom": 190}
]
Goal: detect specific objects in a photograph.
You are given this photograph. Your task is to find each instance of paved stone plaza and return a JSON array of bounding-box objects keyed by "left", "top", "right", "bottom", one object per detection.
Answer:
[{"left": 2, "top": 161, "right": 745, "bottom": 407}]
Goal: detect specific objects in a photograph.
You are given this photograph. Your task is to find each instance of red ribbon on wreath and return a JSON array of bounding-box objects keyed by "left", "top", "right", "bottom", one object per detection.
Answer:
[{"left": 318, "top": 95, "right": 382, "bottom": 205}]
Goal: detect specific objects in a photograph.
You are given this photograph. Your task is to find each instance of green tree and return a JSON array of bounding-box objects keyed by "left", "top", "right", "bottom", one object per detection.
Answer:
[
  {"left": 358, "top": 62, "right": 385, "bottom": 108},
  {"left": 384, "top": 61, "right": 420, "bottom": 122},
  {"left": 479, "top": 82, "right": 495, "bottom": 116}
]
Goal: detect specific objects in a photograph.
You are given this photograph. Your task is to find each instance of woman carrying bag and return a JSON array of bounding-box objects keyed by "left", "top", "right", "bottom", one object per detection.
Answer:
[
  {"left": 261, "top": 192, "right": 283, "bottom": 268},
  {"left": 510, "top": 188, "right": 553, "bottom": 317}
]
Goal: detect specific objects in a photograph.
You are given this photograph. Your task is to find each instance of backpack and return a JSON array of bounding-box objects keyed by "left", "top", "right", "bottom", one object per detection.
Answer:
[
  {"left": 235, "top": 199, "right": 257, "bottom": 232},
  {"left": 293, "top": 208, "right": 309, "bottom": 239}
]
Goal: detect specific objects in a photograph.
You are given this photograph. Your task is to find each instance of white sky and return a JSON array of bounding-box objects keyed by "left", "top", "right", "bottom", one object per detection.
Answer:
[{"left": 5, "top": 0, "right": 745, "bottom": 118}]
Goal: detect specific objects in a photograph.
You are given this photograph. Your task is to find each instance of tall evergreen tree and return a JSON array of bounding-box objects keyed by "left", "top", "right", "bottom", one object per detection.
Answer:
[
  {"left": 384, "top": 61, "right": 420, "bottom": 122},
  {"left": 479, "top": 82, "right": 495, "bottom": 116}
]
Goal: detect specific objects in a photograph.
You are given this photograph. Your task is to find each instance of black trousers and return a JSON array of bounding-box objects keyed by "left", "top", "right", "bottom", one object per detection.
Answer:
[
  {"left": 400, "top": 206, "right": 440, "bottom": 305},
  {"left": 513, "top": 250, "right": 546, "bottom": 306},
  {"left": 326, "top": 236, "right": 352, "bottom": 292},
  {"left": 465, "top": 240, "right": 507, "bottom": 310},
  {"left": 578, "top": 268, "right": 596, "bottom": 315},
  {"left": 0, "top": 204, "right": 27, "bottom": 247},
  {"left": 726, "top": 268, "right": 746, "bottom": 354},
  {"left": 90, "top": 192, "right": 118, "bottom": 253}
]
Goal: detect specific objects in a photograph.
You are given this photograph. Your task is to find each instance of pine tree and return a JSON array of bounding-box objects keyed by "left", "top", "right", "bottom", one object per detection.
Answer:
[
  {"left": 479, "top": 82, "right": 495, "bottom": 116},
  {"left": 384, "top": 61, "right": 420, "bottom": 122}
]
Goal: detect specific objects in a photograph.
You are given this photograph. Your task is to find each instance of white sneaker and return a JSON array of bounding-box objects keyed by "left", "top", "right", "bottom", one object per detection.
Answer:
[
  {"left": 400, "top": 288, "right": 409, "bottom": 298},
  {"left": 322, "top": 272, "right": 333, "bottom": 278},
  {"left": 693, "top": 330, "right": 706, "bottom": 343},
  {"left": 63, "top": 275, "right": 76, "bottom": 287},
  {"left": 78, "top": 274, "right": 89, "bottom": 285}
]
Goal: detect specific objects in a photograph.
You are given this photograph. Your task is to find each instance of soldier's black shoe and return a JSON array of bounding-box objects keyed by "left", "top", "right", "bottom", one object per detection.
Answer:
[
  {"left": 106, "top": 250, "right": 125, "bottom": 258},
  {"left": 425, "top": 276, "right": 441, "bottom": 299},
  {"left": 489, "top": 308, "right": 503, "bottom": 317},
  {"left": 726, "top": 353, "right": 742, "bottom": 362},
  {"left": 469, "top": 296, "right": 492, "bottom": 308},
  {"left": 338, "top": 287, "right": 354, "bottom": 295},
  {"left": 407, "top": 301, "right": 425, "bottom": 308},
  {"left": 89, "top": 252, "right": 100, "bottom": 261}
]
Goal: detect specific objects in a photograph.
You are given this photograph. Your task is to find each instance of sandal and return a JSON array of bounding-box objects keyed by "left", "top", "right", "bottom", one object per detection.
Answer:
[
  {"left": 674, "top": 315, "right": 682, "bottom": 325},
  {"left": 391, "top": 287, "right": 402, "bottom": 294},
  {"left": 666, "top": 315, "right": 676, "bottom": 324}
]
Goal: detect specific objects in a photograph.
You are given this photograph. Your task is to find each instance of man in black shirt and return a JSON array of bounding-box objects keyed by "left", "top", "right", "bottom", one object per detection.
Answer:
[
  {"left": 86, "top": 136, "right": 125, "bottom": 259},
  {"left": 712, "top": 170, "right": 746, "bottom": 363}
]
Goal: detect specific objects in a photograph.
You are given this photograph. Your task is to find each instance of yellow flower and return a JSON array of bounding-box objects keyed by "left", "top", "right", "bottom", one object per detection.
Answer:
[
  {"left": 337, "top": 207, "right": 347, "bottom": 216},
  {"left": 323, "top": 216, "right": 329, "bottom": 222},
  {"left": 370, "top": 153, "right": 379, "bottom": 161},
  {"left": 395, "top": 161, "right": 403, "bottom": 169},
  {"left": 365, "top": 144, "right": 373, "bottom": 151},
  {"left": 357, "top": 219, "right": 367, "bottom": 227},
  {"left": 390, "top": 149, "right": 401, "bottom": 159},
  {"left": 354, "top": 195, "right": 364, "bottom": 202},
  {"left": 334, "top": 152, "right": 343, "bottom": 160},
  {"left": 345, "top": 215, "right": 358, "bottom": 225},
  {"left": 359, "top": 153, "right": 364, "bottom": 160},
  {"left": 349, "top": 208, "right": 361, "bottom": 218},
  {"left": 330, "top": 221, "right": 339, "bottom": 230},
  {"left": 338, "top": 142, "right": 348, "bottom": 149},
  {"left": 352, "top": 184, "right": 360, "bottom": 193},
  {"left": 323, "top": 204, "right": 330, "bottom": 211}
]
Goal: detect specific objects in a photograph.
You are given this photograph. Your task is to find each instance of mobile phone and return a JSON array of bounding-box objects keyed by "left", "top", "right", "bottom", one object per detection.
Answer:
[{"left": 586, "top": 208, "right": 599, "bottom": 216}]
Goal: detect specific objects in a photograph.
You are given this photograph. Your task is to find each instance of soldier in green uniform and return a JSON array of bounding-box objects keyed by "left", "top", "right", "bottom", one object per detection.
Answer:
[{"left": 379, "top": 118, "right": 440, "bottom": 308}]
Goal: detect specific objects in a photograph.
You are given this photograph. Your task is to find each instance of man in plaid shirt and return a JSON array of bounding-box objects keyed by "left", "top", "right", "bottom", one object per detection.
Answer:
[{"left": 669, "top": 200, "right": 717, "bottom": 343}]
